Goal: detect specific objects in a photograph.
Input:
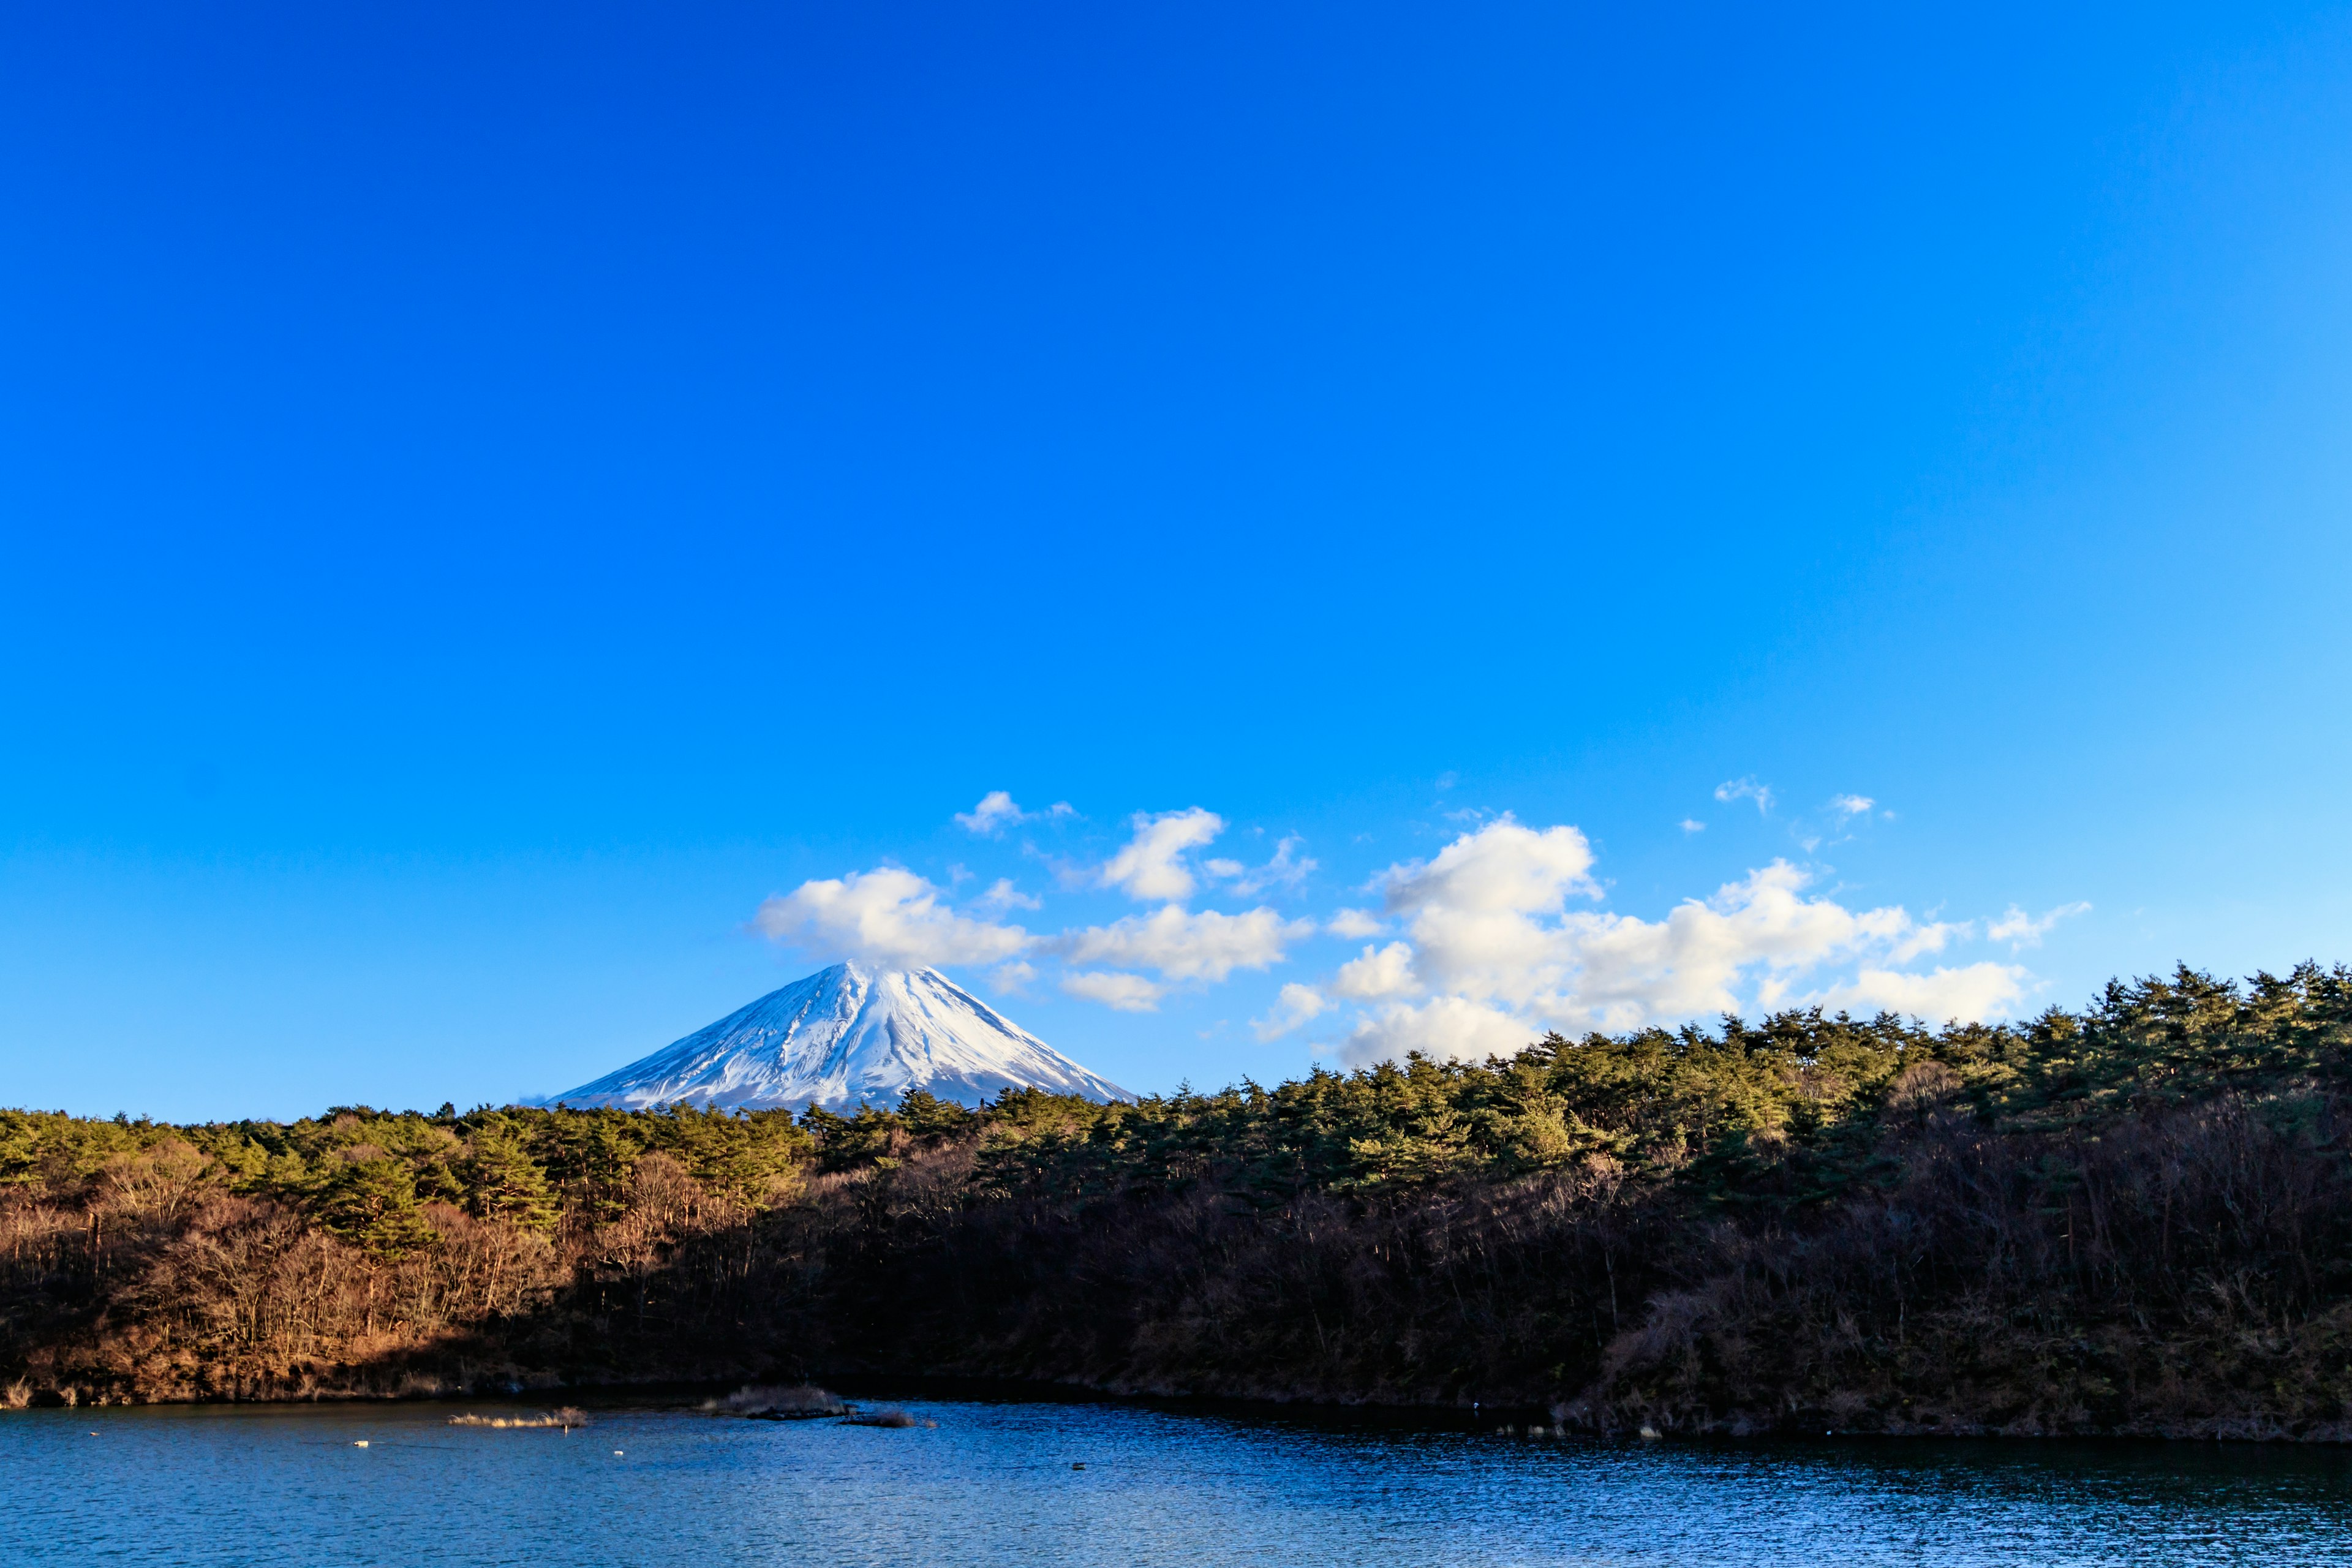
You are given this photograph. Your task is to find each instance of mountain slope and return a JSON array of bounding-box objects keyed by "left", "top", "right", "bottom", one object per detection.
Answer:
[{"left": 541, "top": 963, "right": 1129, "bottom": 1112}]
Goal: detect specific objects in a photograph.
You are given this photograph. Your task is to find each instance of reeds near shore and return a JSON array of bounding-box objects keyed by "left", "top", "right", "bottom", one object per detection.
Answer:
[
  {"left": 448, "top": 1406, "right": 587, "bottom": 1430},
  {"left": 709, "top": 1384, "right": 845, "bottom": 1419},
  {"left": 841, "top": 1407, "right": 918, "bottom": 1428}
]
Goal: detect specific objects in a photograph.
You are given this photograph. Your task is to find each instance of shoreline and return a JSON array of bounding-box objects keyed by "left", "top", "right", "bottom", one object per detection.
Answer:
[{"left": 12, "top": 1371, "right": 2352, "bottom": 1445}]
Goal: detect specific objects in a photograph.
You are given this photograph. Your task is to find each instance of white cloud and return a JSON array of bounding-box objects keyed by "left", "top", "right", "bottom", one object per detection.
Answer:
[
  {"left": 955, "top": 791, "right": 1074, "bottom": 835},
  {"left": 1888, "top": 919, "right": 1970, "bottom": 963},
  {"left": 1099, "top": 808, "right": 1224, "bottom": 902},
  {"left": 1060, "top": 904, "right": 1313, "bottom": 982},
  {"left": 1830, "top": 794, "right": 1875, "bottom": 818},
  {"left": 956, "top": 791, "right": 1022, "bottom": 835},
  {"left": 1382, "top": 818, "right": 1597, "bottom": 922},
  {"left": 752, "top": 867, "right": 1030, "bottom": 969},
  {"left": 989, "top": 960, "right": 1037, "bottom": 992},
  {"left": 1208, "top": 834, "right": 1317, "bottom": 897},
  {"left": 1332, "top": 941, "right": 1419, "bottom": 1000},
  {"left": 1060, "top": 971, "right": 1164, "bottom": 1012},
  {"left": 1987, "top": 901, "right": 2091, "bottom": 949},
  {"left": 1339, "top": 997, "right": 1537, "bottom": 1066},
  {"left": 1326, "top": 908, "right": 1385, "bottom": 938},
  {"left": 1033, "top": 849, "right": 1095, "bottom": 892},
  {"left": 1376, "top": 819, "right": 1599, "bottom": 1007},
  {"left": 1714, "top": 777, "right": 1775, "bottom": 814},
  {"left": 1252, "top": 983, "right": 1329, "bottom": 1041},
  {"left": 1811, "top": 962, "right": 2029, "bottom": 1022},
  {"left": 975, "top": 877, "right": 1042, "bottom": 914},
  {"left": 1333, "top": 818, "right": 2026, "bottom": 1047},
  {"left": 1539, "top": 862, "right": 1921, "bottom": 1030},
  {"left": 1681, "top": 819, "right": 1706, "bottom": 834}
]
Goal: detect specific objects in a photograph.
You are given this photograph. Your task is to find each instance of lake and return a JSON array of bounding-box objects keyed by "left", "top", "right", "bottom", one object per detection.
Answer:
[{"left": 3, "top": 1395, "right": 2349, "bottom": 1565}]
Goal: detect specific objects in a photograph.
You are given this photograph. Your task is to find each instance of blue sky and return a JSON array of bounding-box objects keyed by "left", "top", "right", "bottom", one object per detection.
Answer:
[{"left": 4, "top": 1, "right": 2351, "bottom": 1120}]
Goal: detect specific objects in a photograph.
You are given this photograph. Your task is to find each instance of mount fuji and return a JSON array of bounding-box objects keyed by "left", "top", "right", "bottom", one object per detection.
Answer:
[{"left": 541, "top": 963, "right": 1130, "bottom": 1112}]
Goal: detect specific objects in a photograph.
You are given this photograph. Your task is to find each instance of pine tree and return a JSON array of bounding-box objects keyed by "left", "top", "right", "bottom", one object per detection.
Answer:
[
  {"left": 462, "top": 1124, "right": 558, "bottom": 1232},
  {"left": 317, "top": 1156, "right": 438, "bottom": 1261}
]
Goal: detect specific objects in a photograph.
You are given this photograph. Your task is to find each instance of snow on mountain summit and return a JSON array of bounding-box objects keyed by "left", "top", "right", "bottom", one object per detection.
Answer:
[{"left": 541, "top": 963, "right": 1129, "bottom": 1112}]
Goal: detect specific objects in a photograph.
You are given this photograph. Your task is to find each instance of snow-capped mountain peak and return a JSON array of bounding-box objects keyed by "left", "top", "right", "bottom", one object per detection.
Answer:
[{"left": 540, "top": 963, "right": 1129, "bottom": 1112}]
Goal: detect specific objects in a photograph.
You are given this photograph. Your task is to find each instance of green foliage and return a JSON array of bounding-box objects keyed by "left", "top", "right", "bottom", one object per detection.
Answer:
[
  {"left": 315, "top": 1157, "right": 439, "bottom": 1262},
  {"left": 461, "top": 1122, "right": 557, "bottom": 1231},
  {"left": 0, "top": 1110, "right": 159, "bottom": 1185},
  {"left": 804, "top": 1104, "right": 908, "bottom": 1173},
  {"left": 921, "top": 963, "right": 2352, "bottom": 1215},
  {"left": 2, "top": 962, "right": 2346, "bottom": 1225},
  {"left": 4, "top": 961, "right": 2348, "bottom": 1277}
]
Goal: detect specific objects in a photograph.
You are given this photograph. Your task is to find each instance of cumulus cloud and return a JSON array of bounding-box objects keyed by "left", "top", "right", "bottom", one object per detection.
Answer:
[
  {"left": 752, "top": 867, "right": 1030, "bottom": 969},
  {"left": 1333, "top": 941, "right": 1419, "bottom": 1000},
  {"left": 1208, "top": 834, "right": 1317, "bottom": 897},
  {"left": 1376, "top": 819, "right": 1599, "bottom": 1007},
  {"left": 1810, "top": 962, "right": 2029, "bottom": 1022},
  {"left": 1338, "top": 996, "right": 1537, "bottom": 1066},
  {"left": 974, "top": 877, "right": 1042, "bottom": 914},
  {"left": 1681, "top": 819, "right": 1706, "bottom": 834},
  {"left": 1536, "top": 861, "right": 1929, "bottom": 1030},
  {"left": 1987, "top": 901, "right": 2092, "bottom": 949},
  {"left": 1384, "top": 819, "right": 1597, "bottom": 921},
  {"left": 1251, "top": 982, "right": 1329, "bottom": 1041},
  {"left": 769, "top": 804, "right": 2053, "bottom": 1066},
  {"left": 1061, "top": 971, "right": 1164, "bottom": 1012},
  {"left": 1060, "top": 905, "right": 1313, "bottom": 982},
  {"left": 1325, "top": 816, "right": 2038, "bottom": 1065},
  {"left": 1099, "top": 808, "right": 1224, "bottom": 902}
]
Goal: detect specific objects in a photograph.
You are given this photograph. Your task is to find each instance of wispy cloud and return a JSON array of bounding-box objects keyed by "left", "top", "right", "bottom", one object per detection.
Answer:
[
  {"left": 1206, "top": 834, "right": 1317, "bottom": 897},
  {"left": 1714, "top": 777, "right": 1775, "bottom": 814},
  {"left": 974, "top": 878, "right": 1042, "bottom": 914},
  {"left": 954, "top": 791, "right": 1074, "bottom": 836},
  {"left": 1987, "top": 901, "right": 2091, "bottom": 949},
  {"left": 1251, "top": 982, "right": 1328, "bottom": 1041}
]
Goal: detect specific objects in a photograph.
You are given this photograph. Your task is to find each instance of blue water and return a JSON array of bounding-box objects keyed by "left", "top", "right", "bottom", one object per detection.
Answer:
[{"left": 3, "top": 1397, "right": 2349, "bottom": 1564}]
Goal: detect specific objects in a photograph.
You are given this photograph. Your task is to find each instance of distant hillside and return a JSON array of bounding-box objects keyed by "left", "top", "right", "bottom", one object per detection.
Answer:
[{"left": 5, "top": 963, "right": 2352, "bottom": 1439}]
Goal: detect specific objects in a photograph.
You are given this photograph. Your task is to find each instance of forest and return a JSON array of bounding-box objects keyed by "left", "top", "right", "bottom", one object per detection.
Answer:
[{"left": 6, "top": 962, "right": 2352, "bottom": 1438}]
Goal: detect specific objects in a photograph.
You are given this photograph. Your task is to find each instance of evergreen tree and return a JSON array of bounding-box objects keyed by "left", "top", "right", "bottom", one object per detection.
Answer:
[
  {"left": 317, "top": 1156, "right": 437, "bottom": 1261},
  {"left": 462, "top": 1124, "right": 557, "bottom": 1231}
]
